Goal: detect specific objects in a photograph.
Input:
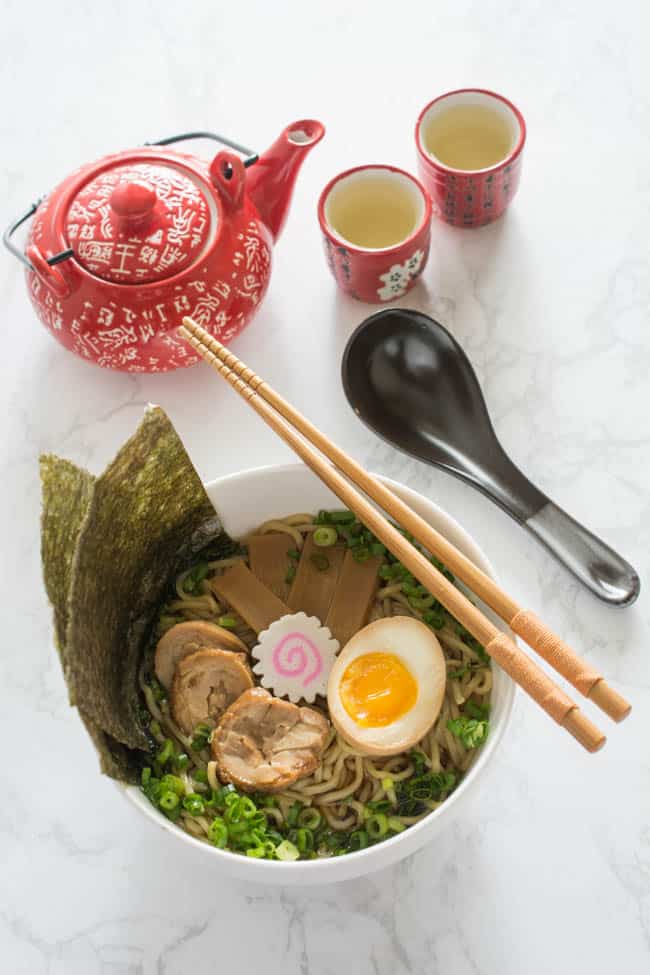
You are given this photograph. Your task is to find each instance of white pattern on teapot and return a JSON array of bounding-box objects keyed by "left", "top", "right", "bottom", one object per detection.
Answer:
[{"left": 29, "top": 213, "right": 271, "bottom": 372}]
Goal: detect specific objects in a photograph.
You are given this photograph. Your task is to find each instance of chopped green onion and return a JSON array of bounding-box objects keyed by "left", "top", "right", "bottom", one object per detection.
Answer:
[
  {"left": 141, "top": 767, "right": 152, "bottom": 787},
  {"left": 193, "top": 769, "right": 208, "bottom": 785},
  {"left": 240, "top": 796, "right": 258, "bottom": 820},
  {"left": 447, "top": 665, "right": 468, "bottom": 679},
  {"left": 137, "top": 705, "right": 151, "bottom": 727},
  {"left": 285, "top": 565, "right": 296, "bottom": 584},
  {"left": 382, "top": 776, "right": 397, "bottom": 803},
  {"left": 191, "top": 722, "right": 212, "bottom": 751},
  {"left": 314, "top": 510, "right": 333, "bottom": 524},
  {"left": 210, "top": 784, "right": 235, "bottom": 809},
  {"left": 208, "top": 817, "right": 228, "bottom": 848},
  {"left": 408, "top": 749, "right": 428, "bottom": 774},
  {"left": 286, "top": 800, "right": 303, "bottom": 827},
  {"left": 409, "top": 594, "right": 435, "bottom": 610},
  {"left": 370, "top": 542, "right": 386, "bottom": 557},
  {"left": 160, "top": 774, "right": 185, "bottom": 796},
  {"left": 349, "top": 830, "right": 369, "bottom": 851},
  {"left": 150, "top": 677, "right": 167, "bottom": 703},
  {"left": 217, "top": 615, "right": 238, "bottom": 630},
  {"left": 464, "top": 699, "right": 490, "bottom": 721},
  {"left": 156, "top": 738, "right": 174, "bottom": 766},
  {"left": 447, "top": 716, "right": 489, "bottom": 749},
  {"left": 329, "top": 510, "right": 356, "bottom": 524},
  {"left": 287, "top": 548, "right": 300, "bottom": 560},
  {"left": 182, "top": 794, "right": 206, "bottom": 816},
  {"left": 141, "top": 774, "right": 162, "bottom": 804},
  {"left": 297, "top": 807, "right": 322, "bottom": 830},
  {"left": 293, "top": 828, "right": 314, "bottom": 853},
  {"left": 149, "top": 720, "right": 162, "bottom": 739},
  {"left": 353, "top": 546, "right": 370, "bottom": 562},
  {"left": 159, "top": 791, "right": 180, "bottom": 811},
  {"left": 276, "top": 839, "right": 300, "bottom": 861},
  {"left": 387, "top": 816, "right": 406, "bottom": 833},
  {"left": 430, "top": 771, "right": 456, "bottom": 797},
  {"left": 394, "top": 771, "right": 456, "bottom": 815},
  {"left": 365, "top": 799, "right": 392, "bottom": 814},
  {"left": 456, "top": 629, "right": 490, "bottom": 663},
  {"left": 409, "top": 775, "right": 445, "bottom": 800},
  {"left": 224, "top": 794, "right": 258, "bottom": 825},
  {"left": 423, "top": 608, "right": 446, "bottom": 630},
  {"left": 223, "top": 797, "right": 242, "bottom": 823},
  {"left": 183, "top": 561, "right": 210, "bottom": 595},
  {"left": 251, "top": 793, "right": 277, "bottom": 809},
  {"left": 310, "top": 553, "right": 330, "bottom": 571},
  {"left": 366, "top": 813, "right": 389, "bottom": 839},
  {"left": 313, "top": 525, "right": 338, "bottom": 547},
  {"left": 174, "top": 752, "right": 190, "bottom": 771},
  {"left": 402, "top": 582, "right": 422, "bottom": 597},
  {"left": 319, "top": 829, "right": 344, "bottom": 852}
]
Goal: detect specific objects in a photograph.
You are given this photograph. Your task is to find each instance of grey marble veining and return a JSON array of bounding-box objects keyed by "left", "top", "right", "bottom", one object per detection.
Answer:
[{"left": 1, "top": 1, "right": 649, "bottom": 972}]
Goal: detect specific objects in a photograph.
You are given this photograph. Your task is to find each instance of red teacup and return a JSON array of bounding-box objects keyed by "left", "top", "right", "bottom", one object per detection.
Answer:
[
  {"left": 415, "top": 89, "right": 526, "bottom": 228},
  {"left": 318, "top": 165, "right": 432, "bottom": 303}
]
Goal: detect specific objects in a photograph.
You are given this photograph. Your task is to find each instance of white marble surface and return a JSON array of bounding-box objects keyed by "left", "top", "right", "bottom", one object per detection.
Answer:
[{"left": 1, "top": 1, "right": 649, "bottom": 971}]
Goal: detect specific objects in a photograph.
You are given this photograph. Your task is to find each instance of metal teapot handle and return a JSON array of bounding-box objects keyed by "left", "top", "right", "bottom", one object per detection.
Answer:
[
  {"left": 3, "top": 131, "right": 258, "bottom": 271},
  {"left": 144, "top": 130, "right": 259, "bottom": 168},
  {"left": 3, "top": 200, "right": 74, "bottom": 270}
]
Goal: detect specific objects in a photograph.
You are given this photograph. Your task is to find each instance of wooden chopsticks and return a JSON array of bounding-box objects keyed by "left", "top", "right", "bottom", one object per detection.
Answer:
[{"left": 179, "top": 316, "right": 628, "bottom": 752}]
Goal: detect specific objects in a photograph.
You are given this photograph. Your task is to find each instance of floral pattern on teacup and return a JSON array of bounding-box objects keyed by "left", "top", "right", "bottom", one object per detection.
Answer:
[{"left": 377, "top": 249, "right": 424, "bottom": 301}]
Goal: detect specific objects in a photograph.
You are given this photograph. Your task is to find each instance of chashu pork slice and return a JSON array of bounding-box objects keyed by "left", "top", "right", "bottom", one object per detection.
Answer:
[
  {"left": 212, "top": 687, "right": 330, "bottom": 792},
  {"left": 155, "top": 620, "right": 248, "bottom": 689},
  {"left": 171, "top": 648, "right": 254, "bottom": 735}
]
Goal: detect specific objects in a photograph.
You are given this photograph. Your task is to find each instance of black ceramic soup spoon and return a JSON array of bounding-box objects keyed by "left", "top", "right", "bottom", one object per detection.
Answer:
[{"left": 342, "top": 308, "right": 640, "bottom": 606}]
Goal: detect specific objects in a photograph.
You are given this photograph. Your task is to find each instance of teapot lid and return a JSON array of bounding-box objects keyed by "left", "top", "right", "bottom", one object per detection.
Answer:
[{"left": 65, "top": 161, "right": 213, "bottom": 284}]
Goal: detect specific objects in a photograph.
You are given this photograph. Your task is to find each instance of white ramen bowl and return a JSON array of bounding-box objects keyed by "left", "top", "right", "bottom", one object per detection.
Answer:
[{"left": 121, "top": 463, "right": 515, "bottom": 884}]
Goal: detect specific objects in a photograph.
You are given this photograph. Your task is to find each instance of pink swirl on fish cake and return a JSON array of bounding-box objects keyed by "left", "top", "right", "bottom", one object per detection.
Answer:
[{"left": 272, "top": 632, "right": 323, "bottom": 687}]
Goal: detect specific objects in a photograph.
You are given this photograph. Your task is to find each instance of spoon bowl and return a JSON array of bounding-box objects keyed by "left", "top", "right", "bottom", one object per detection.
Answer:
[{"left": 342, "top": 308, "right": 639, "bottom": 606}]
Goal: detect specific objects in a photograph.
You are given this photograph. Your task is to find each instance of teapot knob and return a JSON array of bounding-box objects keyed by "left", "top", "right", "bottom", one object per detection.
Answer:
[{"left": 110, "top": 180, "right": 157, "bottom": 222}]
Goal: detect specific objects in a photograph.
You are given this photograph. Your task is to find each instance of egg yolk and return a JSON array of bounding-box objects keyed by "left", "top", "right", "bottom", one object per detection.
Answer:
[{"left": 340, "top": 652, "right": 418, "bottom": 727}]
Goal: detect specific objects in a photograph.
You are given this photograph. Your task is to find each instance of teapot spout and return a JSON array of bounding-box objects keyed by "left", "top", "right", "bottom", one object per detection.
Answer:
[{"left": 246, "top": 120, "right": 325, "bottom": 241}]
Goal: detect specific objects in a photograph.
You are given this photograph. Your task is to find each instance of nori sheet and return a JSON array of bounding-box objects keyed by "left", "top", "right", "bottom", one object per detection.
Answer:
[
  {"left": 40, "top": 406, "right": 236, "bottom": 781},
  {"left": 39, "top": 456, "right": 95, "bottom": 679}
]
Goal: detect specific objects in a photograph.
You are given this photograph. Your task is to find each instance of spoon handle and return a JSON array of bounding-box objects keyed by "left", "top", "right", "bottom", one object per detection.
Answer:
[
  {"left": 461, "top": 441, "right": 639, "bottom": 606},
  {"left": 524, "top": 501, "right": 640, "bottom": 606},
  {"left": 447, "top": 446, "right": 639, "bottom": 605}
]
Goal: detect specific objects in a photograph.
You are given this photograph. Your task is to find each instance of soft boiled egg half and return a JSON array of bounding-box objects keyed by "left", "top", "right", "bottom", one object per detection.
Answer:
[{"left": 327, "top": 616, "right": 446, "bottom": 757}]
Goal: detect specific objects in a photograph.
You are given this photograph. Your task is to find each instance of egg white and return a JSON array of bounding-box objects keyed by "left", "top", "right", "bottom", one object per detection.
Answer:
[{"left": 327, "top": 615, "right": 446, "bottom": 757}]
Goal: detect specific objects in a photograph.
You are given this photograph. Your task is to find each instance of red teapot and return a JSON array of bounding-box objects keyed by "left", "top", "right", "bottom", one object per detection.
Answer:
[{"left": 4, "top": 121, "right": 324, "bottom": 372}]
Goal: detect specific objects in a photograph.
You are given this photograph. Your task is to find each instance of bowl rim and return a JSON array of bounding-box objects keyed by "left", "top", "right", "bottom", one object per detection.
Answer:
[{"left": 120, "top": 462, "right": 515, "bottom": 876}]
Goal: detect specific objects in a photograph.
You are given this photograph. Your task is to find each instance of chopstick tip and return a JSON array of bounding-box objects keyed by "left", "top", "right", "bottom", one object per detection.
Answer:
[
  {"left": 588, "top": 679, "right": 632, "bottom": 723},
  {"left": 563, "top": 707, "right": 606, "bottom": 753}
]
